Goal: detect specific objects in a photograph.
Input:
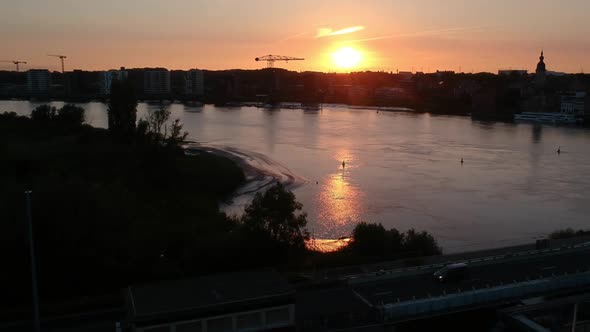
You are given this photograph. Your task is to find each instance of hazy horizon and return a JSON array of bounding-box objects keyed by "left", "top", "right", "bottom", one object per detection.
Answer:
[{"left": 2, "top": 0, "right": 590, "bottom": 73}]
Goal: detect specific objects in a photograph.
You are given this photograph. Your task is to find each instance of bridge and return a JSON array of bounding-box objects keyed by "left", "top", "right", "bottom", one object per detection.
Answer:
[
  {"left": 332, "top": 241, "right": 590, "bottom": 327},
  {"left": 5, "top": 239, "right": 590, "bottom": 331}
]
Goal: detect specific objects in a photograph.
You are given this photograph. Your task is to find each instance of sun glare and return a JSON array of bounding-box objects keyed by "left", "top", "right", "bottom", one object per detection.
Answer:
[{"left": 332, "top": 47, "right": 362, "bottom": 69}]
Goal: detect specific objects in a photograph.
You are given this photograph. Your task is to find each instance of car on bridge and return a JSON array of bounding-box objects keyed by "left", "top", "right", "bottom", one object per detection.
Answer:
[{"left": 433, "top": 263, "right": 469, "bottom": 283}]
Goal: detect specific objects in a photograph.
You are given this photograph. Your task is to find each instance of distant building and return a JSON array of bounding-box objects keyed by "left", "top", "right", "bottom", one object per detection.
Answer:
[
  {"left": 26, "top": 69, "right": 51, "bottom": 96},
  {"left": 100, "top": 68, "right": 128, "bottom": 95},
  {"left": 66, "top": 70, "right": 100, "bottom": 98},
  {"left": 435, "top": 70, "right": 455, "bottom": 78},
  {"left": 498, "top": 69, "right": 528, "bottom": 76},
  {"left": 348, "top": 85, "right": 370, "bottom": 104},
  {"left": 560, "top": 92, "right": 587, "bottom": 121},
  {"left": 398, "top": 71, "right": 414, "bottom": 82},
  {"left": 535, "top": 51, "right": 547, "bottom": 88},
  {"left": 185, "top": 69, "right": 204, "bottom": 96},
  {"left": 126, "top": 270, "right": 295, "bottom": 332},
  {"left": 374, "top": 87, "right": 406, "bottom": 103},
  {"left": 170, "top": 70, "right": 186, "bottom": 97},
  {"left": 144, "top": 69, "right": 171, "bottom": 96}
]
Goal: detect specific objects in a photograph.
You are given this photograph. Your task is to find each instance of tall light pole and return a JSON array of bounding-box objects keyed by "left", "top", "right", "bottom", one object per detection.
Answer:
[{"left": 25, "top": 191, "right": 41, "bottom": 332}]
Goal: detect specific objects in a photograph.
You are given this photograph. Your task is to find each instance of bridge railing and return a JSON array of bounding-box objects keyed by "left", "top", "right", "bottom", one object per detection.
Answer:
[
  {"left": 345, "top": 242, "right": 590, "bottom": 285},
  {"left": 382, "top": 270, "right": 590, "bottom": 320}
]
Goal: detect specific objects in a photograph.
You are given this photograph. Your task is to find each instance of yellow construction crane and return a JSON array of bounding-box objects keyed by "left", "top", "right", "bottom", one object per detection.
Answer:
[
  {"left": 255, "top": 54, "right": 304, "bottom": 68},
  {"left": 1, "top": 60, "right": 27, "bottom": 72},
  {"left": 48, "top": 54, "right": 67, "bottom": 73}
]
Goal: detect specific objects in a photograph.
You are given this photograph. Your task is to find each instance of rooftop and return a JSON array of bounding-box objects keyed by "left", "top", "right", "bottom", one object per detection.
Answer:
[{"left": 128, "top": 269, "right": 293, "bottom": 320}]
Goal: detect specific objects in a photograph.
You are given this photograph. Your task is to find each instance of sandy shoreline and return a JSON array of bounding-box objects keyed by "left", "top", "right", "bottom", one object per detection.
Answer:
[
  {"left": 184, "top": 143, "right": 349, "bottom": 252},
  {"left": 184, "top": 143, "right": 306, "bottom": 206}
]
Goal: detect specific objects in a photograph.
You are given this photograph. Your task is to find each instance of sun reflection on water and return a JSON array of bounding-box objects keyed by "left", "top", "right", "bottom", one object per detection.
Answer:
[{"left": 313, "top": 151, "right": 365, "bottom": 242}]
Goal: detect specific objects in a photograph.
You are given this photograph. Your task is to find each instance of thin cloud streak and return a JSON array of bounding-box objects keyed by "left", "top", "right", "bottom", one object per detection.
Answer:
[
  {"left": 280, "top": 31, "right": 313, "bottom": 42},
  {"left": 348, "top": 26, "right": 487, "bottom": 42},
  {"left": 315, "top": 26, "right": 365, "bottom": 38},
  {"left": 278, "top": 22, "right": 331, "bottom": 42}
]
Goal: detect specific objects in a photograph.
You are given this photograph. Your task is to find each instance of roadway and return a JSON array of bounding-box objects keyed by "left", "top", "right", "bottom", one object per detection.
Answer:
[{"left": 353, "top": 246, "right": 590, "bottom": 305}]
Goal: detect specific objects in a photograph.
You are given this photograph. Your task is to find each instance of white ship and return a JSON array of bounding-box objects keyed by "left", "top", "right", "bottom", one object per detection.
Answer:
[{"left": 514, "top": 112, "right": 577, "bottom": 124}]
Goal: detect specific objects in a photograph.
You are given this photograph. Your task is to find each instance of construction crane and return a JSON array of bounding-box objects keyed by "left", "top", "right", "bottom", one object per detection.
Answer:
[
  {"left": 48, "top": 54, "right": 67, "bottom": 73},
  {"left": 255, "top": 55, "right": 304, "bottom": 68},
  {"left": 0, "top": 60, "right": 27, "bottom": 72}
]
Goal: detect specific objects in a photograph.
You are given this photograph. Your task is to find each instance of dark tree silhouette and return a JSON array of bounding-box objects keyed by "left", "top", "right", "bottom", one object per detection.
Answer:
[
  {"left": 402, "top": 228, "right": 442, "bottom": 256},
  {"left": 137, "top": 105, "right": 188, "bottom": 147},
  {"left": 350, "top": 222, "right": 402, "bottom": 257},
  {"left": 348, "top": 222, "right": 441, "bottom": 258},
  {"left": 242, "top": 182, "right": 309, "bottom": 250},
  {"left": 31, "top": 104, "right": 57, "bottom": 122},
  {"left": 57, "top": 104, "right": 85, "bottom": 125},
  {"left": 107, "top": 79, "right": 137, "bottom": 138}
]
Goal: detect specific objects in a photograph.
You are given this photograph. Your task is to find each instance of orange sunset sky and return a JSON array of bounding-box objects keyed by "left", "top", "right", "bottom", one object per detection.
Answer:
[{"left": 2, "top": 0, "right": 590, "bottom": 73}]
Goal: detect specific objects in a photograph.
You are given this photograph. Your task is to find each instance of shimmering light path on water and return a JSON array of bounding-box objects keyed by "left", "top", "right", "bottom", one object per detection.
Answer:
[{"left": 5, "top": 100, "right": 590, "bottom": 252}]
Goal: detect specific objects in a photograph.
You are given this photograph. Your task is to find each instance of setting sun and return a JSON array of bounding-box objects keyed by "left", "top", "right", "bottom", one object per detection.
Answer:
[{"left": 332, "top": 47, "right": 362, "bottom": 69}]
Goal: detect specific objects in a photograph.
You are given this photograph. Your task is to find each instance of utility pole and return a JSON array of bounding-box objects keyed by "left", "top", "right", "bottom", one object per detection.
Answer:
[
  {"left": 25, "top": 191, "right": 41, "bottom": 332},
  {"left": 572, "top": 302, "right": 578, "bottom": 332}
]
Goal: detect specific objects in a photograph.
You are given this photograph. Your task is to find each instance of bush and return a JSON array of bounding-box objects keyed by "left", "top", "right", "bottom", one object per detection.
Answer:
[
  {"left": 549, "top": 228, "right": 590, "bottom": 240},
  {"left": 348, "top": 223, "right": 441, "bottom": 258},
  {"left": 30, "top": 104, "right": 85, "bottom": 125},
  {"left": 402, "top": 228, "right": 442, "bottom": 256},
  {"left": 350, "top": 222, "right": 402, "bottom": 256},
  {"left": 31, "top": 104, "right": 57, "bottom": 121},
  {"left": 57, "top": 104, "right": 85, "bottom": 125}
]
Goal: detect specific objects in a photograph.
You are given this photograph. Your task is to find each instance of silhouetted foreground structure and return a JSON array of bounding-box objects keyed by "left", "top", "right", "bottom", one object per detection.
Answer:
[{"left": 127, "top": 270, "right": 295, "bottom": 332}]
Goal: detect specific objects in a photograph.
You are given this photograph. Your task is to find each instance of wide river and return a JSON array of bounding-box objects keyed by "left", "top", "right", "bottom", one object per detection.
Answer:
[{"left": 4, "top": 100, "right": 590, "bottom": 253}]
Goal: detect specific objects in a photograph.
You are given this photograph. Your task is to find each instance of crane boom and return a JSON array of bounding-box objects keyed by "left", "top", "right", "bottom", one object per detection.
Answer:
[
  {"left": 48, "top": 54, "right": 67, "bottom": 73},
  {"left": 255, "top": 54, "right": 304, "bottom": 68},
  {"left": 1, "top": 60, "right": 27, "bottom": 72}
]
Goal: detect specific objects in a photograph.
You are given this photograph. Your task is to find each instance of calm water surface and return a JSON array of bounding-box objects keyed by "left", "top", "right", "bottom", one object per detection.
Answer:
[{"left": 4, "top": 100, "right": 590, "bottom": 252}]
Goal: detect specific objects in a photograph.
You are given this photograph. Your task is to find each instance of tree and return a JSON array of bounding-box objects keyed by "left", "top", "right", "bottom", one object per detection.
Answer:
[
  {"left": 31, "top": 104, "right": 85, "bottom": 125},
  {"left": 241, "top": 182, "right": 309, "bottom": 250},
  {"left": 147, "top": 105, "right": 169, "bottom": 138},
  {"left": 31, "top": 104, "right": 57, "bottom": 122},
  {"left": 57, "top": 104, "right": 85, "bottom": 125},
  {"left": 348, "top": 223, "right": 441, "bottom": 258},
  {"left": 165, "top": 119, "right": 188, "bottom": 148},
  {"left": 402, "top": 228, "right": 442, "bottom": 256},
  {"left": 139, "top": 105, "right": 188, "bottom": 148},
  {"left": 350, "top": 222, "right": 402, "bottom": 256},
  {"left": 107, "top": 79, "right": 137, "bottom": 138}
]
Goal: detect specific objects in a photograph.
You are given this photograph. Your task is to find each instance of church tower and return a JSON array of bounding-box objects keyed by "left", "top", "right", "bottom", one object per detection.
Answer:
[{"left": 535, "top": 51, "right": 546, "bottom": 87}]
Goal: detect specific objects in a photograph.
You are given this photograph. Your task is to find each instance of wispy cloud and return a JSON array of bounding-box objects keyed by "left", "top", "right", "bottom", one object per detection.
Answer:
[
  {"left": 279, "top": 30, "right": 313, "bottom": 42},
  {"left": 349, "top": 26, "right": 486, "bottom": 42},
  {"left": 315, "top": 26, "right": 365, "bottom": 38}
]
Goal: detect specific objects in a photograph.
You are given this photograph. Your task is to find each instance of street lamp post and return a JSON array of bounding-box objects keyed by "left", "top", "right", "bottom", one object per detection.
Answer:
[{"left": 25, "top": 190, "right": 41, "bottom": 332}]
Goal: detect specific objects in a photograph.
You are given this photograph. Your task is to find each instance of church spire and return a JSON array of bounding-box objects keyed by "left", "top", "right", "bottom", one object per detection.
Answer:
[
  {"left": 535, "top": 50, "right": 547, "bottom": 89},
  {"left": 536, "top": 50, "right": 546, "bottom": 73}
]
